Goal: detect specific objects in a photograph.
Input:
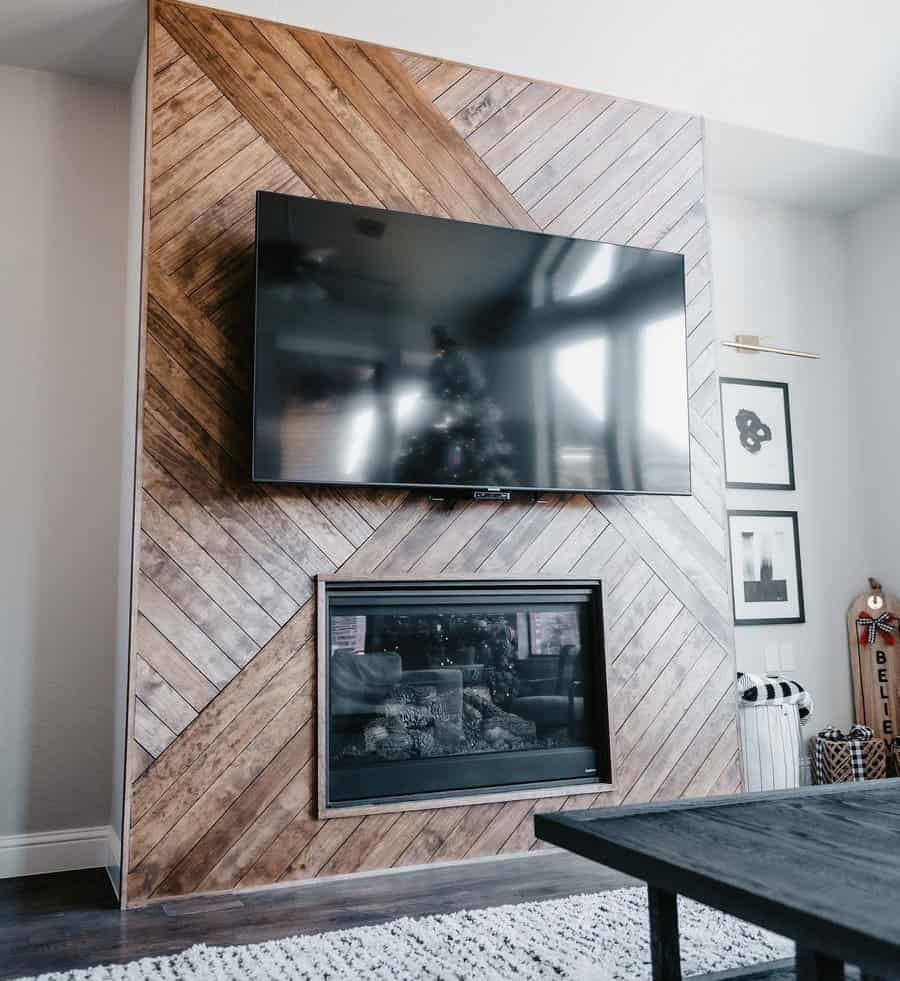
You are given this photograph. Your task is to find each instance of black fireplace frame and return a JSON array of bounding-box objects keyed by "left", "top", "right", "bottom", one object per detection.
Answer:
[{"left": 316, "top": 575, "right": 614, "bottom": 818}]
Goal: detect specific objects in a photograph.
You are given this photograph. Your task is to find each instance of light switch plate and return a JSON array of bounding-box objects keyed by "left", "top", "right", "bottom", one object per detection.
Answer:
[{"left": 764, "top": 643, "right": 780, "bottom": 674}]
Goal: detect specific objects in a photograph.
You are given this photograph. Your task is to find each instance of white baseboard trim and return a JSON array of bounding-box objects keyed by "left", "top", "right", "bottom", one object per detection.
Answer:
[{"left": 0, "top": 825, "right": 115, "bottom": 879}]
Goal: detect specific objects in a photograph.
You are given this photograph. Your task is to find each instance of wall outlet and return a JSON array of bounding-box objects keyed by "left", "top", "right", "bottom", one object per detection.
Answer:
[
  {"left": 764, "top": 643, "right": 781, "bottom": 674},
  {"left": 779, "top": 642, "right": 796, "bottom": 673}
]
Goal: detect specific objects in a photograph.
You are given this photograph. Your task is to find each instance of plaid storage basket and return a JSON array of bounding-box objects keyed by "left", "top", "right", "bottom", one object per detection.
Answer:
[{"left": 809, "top": 735, "right": 886, "bottom": 783}]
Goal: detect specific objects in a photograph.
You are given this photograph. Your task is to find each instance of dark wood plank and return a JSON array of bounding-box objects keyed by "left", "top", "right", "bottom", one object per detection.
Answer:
[
  {"left": 157, "top": 3, "right": 345, "bottom": 202},
  {"left": 251, "top": 20, "right": 444, "bottom": 217}
]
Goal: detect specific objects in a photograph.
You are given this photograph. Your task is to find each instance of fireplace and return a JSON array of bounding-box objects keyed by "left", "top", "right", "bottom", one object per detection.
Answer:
[{"left": 317, "top": 578, "right": 612, "bottom": 816}]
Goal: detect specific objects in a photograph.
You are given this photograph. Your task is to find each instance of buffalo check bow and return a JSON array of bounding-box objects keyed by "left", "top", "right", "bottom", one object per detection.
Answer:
[{"left": 856, "top": 610, "right": 898, "bottom": 646}]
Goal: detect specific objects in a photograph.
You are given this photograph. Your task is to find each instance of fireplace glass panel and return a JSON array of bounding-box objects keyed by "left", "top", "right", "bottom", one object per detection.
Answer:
[{"left": 323, "top": 582, "right": 609, "bottom": 809}]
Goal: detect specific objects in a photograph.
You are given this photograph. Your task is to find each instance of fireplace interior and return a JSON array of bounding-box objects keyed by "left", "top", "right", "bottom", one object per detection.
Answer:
[{"left": 319, "top": 579, "right": 611, "bottom": 814}]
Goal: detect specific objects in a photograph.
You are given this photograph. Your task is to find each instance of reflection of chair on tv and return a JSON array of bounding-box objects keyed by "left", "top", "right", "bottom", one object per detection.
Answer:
[{"left": 510, "top": 645, "right": 585, "bottom": 738}]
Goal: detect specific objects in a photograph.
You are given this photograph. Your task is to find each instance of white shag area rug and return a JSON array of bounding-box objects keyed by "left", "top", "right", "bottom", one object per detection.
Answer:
[{"left": 16, "top": 887, "right": 793, "bottom": 981}]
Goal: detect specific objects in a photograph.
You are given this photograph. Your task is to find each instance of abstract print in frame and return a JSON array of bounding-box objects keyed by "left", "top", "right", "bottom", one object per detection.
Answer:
[
  {"left": 728, "top": 510, "right": 804, "bottom": 625},
  {"left": 720, "top": 378, "right": 795, "bottom": 490}
]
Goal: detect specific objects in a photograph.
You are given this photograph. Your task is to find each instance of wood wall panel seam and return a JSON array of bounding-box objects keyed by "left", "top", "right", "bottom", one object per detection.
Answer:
[
  {"left": 142, "top": 462, "right": 298, "bottom": 626},
  {"left": 141, "top": 492, "right": 280, "bottom": 645},
  {"left": 130, "top": 670, "right": 314, "bottom": 880},
  {"left": 308, "top": 35, "right": 484, "bottom": 222},
  {"left": 132, "top": 683, "right": 314, "bottom": 897},
  {"left": 157, "top": 709, "right": 315, "bottom": 895},
  {"left": 130, "top": 605, "right": 315, "bottom": 822},
  {"left": 141, "top": 428, "right": 312, "bottom": 605},
  {"left": 348, "top": 40, "right": 538, "bottom": 229}
]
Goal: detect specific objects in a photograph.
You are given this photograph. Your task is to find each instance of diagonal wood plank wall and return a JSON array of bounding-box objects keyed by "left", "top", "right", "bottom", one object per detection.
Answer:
[{"left": 125, "top": 0, "right": 738, "bottom": 905}]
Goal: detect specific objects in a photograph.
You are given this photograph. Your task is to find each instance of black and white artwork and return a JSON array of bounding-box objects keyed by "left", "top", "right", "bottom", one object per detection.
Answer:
[
  {"left": 728, "top": 510, "right": 805, "bottom": 625},
  {"left": 720, "top": 378, "right": 795, "bottom": 490}
]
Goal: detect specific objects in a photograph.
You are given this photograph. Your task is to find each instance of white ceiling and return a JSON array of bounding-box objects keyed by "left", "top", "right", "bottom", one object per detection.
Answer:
[
  {"left": 3, "top": 0, "right": 900, "bottom": 212},
  {"left": 704, "top": 120, "right": 900, "bottom": 215},
  {"left": 0, "top": 0, "right": 145, "bottom": 84}
]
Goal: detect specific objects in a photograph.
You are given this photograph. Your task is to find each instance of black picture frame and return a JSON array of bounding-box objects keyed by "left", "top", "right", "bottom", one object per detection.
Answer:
[
  {"left": 727, "top": 509, "right": 805, "bottom": 626},
  {"left": 720, "top": 377, "right": 795, "bottom": 491}
]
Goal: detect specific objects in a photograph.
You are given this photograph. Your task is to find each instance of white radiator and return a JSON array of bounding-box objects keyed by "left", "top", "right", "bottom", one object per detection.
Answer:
[{"left": 738, "top": 702, "right": 802, "bottom": 792}]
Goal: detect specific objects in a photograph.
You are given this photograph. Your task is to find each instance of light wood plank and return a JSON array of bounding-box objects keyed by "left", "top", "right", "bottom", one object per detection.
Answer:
[
  {"left": 134, "top": 699, "right": 177, "bottom": 759},
  {"left": 530, "top": 104, "right": 665, "bottom": 228},
  {"left": 140, "top": 534, "right": 259, "bottom": 667},
  {"left": 435, "top": 67, "right": 502, "bottom": 119},
  {"left": 497, "top": 91, "right": 613, "bottom": 191},
  {"left": 467, "top": 80, "right": 558, "bottom": 156},
  {"left": 138, "top": 573, "right": 239, "bottom": 689},
  {"left": 153, "top": 54, "right": 204, "bottom": 109},
  {"left": 152, "top": 76, "right": 221, "bottom": 145},
  {"left": 513, "top": 98, "right": 637, "bottom": 210},
  {"left": 151, "top": 96, "right": 241, "bottom": 177},
  {"left": 151, "top": 117, "right": 257, "bottom": 215},
  {"left": 135, "top": 655, "right": 196, "bottom": 735},
  {"left": 142, "top": 492, "right": 278, "bottom": 646},
  {"left": 136, "top": 613, "right": 219, "bottom": 711},
  {"left": 547, "top": 112, "right": 691, "bottom": 237}
]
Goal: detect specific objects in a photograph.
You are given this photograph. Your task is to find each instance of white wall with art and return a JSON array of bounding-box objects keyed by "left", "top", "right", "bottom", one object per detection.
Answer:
[{"left": 708, "top": 191, "right": 868, "bottom": 733}]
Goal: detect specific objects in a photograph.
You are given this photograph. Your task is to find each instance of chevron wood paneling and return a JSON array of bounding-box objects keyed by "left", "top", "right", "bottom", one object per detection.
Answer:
[{"left": 125, "top": 0, "right": 737, "bottom": 906}]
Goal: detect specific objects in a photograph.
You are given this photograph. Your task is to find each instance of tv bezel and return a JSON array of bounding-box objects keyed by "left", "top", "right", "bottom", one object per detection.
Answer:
[{"left": 250, "top": 190, "right": 692, "bottom": 498}]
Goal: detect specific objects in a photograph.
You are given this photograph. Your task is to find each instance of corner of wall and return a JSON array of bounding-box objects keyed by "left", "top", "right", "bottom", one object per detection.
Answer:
[{"left": 109, "top": 30, "right": 150, "bottom": 902}]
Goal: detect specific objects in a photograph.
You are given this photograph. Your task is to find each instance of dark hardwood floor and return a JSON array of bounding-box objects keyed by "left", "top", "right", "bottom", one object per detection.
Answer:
[
  {"left": 0, "top": 855, "right": 820, "bottom": 981},
  {"left": 0, "top": 852, "right": 634, "bottom": 979}
]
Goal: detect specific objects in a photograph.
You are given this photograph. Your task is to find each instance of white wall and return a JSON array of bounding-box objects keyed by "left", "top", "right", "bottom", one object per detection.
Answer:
[
  {"left": 845, "top": 189, "right": 900, "bottom": 593},
  {"left": 0, "top": 66, "right": 130, "bottom": 841},
  {"left": 708, "top": 192, "right": 868, "bottom": 731}
]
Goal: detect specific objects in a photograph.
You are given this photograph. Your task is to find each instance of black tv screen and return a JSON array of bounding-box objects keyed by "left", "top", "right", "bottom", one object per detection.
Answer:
[{"left": 252, "top": 191, "right": 690, "bottom": 495}]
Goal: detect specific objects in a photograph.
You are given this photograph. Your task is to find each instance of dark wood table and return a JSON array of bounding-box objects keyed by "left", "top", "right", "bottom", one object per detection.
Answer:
[{"left": 535, "top": 781, "right": 900, "bottom": 981}]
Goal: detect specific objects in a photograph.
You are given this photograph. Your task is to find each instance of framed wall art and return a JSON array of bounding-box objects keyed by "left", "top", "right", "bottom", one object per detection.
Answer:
[
  {"left": 720, "top": 378, "right": 795, "bottom": 490},
  {"left": 728, "top": 510, "right": 805, "bottom": 625}
]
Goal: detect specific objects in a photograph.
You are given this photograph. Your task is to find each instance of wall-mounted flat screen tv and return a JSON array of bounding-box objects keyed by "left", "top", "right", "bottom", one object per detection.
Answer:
[{"left": 252, "top": 191, "right": 690, "bottom": 496}]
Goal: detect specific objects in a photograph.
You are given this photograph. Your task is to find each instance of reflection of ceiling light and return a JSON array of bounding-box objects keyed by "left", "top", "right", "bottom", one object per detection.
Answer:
[
  {"left": 640, "top": 315, "right": 688, "bottom": 450},
  {"left": 343, "top": 406, "right": 375, "bottom": 475},
  {"left": 560, "top": 449, "right": 593, "bottom": 461},
  {"left": 556, "top": 337, "right": 607, "bottom": 420},
  {"left": 394, "top": 388, "right": 422, "bottom": 426},
  {"left": 569, "top": 245, "right": 615, "bottom": 299}
]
